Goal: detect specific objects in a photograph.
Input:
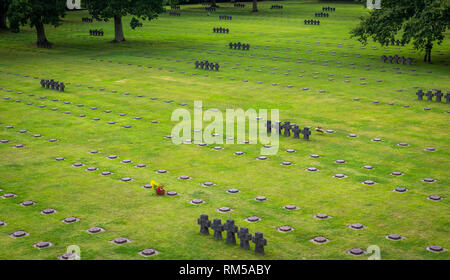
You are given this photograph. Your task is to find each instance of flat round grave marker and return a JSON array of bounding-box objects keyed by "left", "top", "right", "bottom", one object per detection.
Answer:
[
  {"left": 315, "top": 213, "right": 330, "bottom": 219},
  {"left": 394, "top": 187, "right": 408, "bottom": 193},
  {"left": 120, "top": 177, "right": 132, "bottom": 182},
  {"left": 397, "top": 143, "right": 409, "bottom": 146},
  {"left": 349, "top": 223, "right": 365, "bottom": 230},
  {"left": 48, "top": 138, "right": 58, "bottom": 142},
  {"left": 87, "top": 227, "right": 104, "bottom": 234},
  {"left": 20, "top": 200, "right": 35, "bottom": 206},
  {"left": 348, "top": 248, "right": 365, "bottom": 256},
  {"left": 178, "top": 175, "right": 191, "bottom": 180},
  {"left": 285, "top": 149, "right": 296, "bottom": 153},
  {"left": 113, "top": 237, "right": 129, "bottom": 245},
  {"left": 391, "top": 171, "right": 403, "bottom": 176},
  {"left": 156, "top": 169, "right": 168, "bottom": 174},
  {"left": 333, "top": 174, "right": 347, "bottom": 179},
  {"left": 348, "top": 134, "right": 358, "bottom": 137},
  {"left": 140, "top": 249, "right": 157, "bottom": 257},
  {"left": 306, "top": 167, "right": 319, "bottom": 172},
  {"left": 234, "top": 151, "right": 245, "bottom": 155},
  {"left": 135, "top": 164, "right": 147, "bottom": 168},
  {"left": 255, "top": 196, "right": 268, "bottom": 201},
  {"left": 2, "top": 193, "right": 17, "bottom": 198},
  {"left": 72, "top": 162, "right": 84, "bottom": 167},
  {"left": 427, "top": 195, "right": 442, "bottom": 201},
  {"left": 334, "top": 159, "right": 347, "bottom": 164},
  {"left": 202, "top": 182, "right": 216, "bottom": 187},
  {"left": 86, "top": 167, "right": 98, "bottom": 171},
  {"left": 190, "top": 199, "right": 204, "bottom": 205},
  {"left": 63, "top": 217, "right": 79, "bottom": 223},
  {"left": 312, "top": 237, "right": 328, "bottom": 244},
  {"left": 422, "top": 178, "right": 436, "bottom": 183},
  {"left": 427, "top": 245, "right": 445, "bottom": 252},
  {"left": 387, "top": 234, "right": 403, "bottom": 241},
  {"left": 0, "top": 221, "right": 6, "bottom": 226},
  {"left": 424, "top": 147, "right": 436, "bottom": 152},
  {"left": 281, "top": 161, "right": 292, "bottom": 166},
  {"left": 283, "top": 205, "right": 299, "bottom": 210},
  {"left": 11, "top": 231, "right": 28, "bottom": 238},
  {"left": 167, "top": 191, "right": 178, "bottom": 196},
  {"left": 245, "top": 216, "right": 261, "bottom": 222},
  {"left": 227, "top": 188, "right": 240, "bottom": 194},
  {"left": 362, "top": 180, "right": 376, "bottom": 185},
  {"left": 35, "top": 241, "right": 52, "bottom": 248},
  {"left": 371, "top": 138, "right": 383, "bottom": 142},
  {"left": 217, "top": 207, "right": 232, "bottom": 213},
  {"left": 55, "top": 157, "right": 65, "bottom": 161},
  {"left": 0, "top": 140, "right": 9, "bottom": 143},
  {"left": 362, "top": 165, "right": 374, "bottom": 170},
  {"left": 107, "top": 155, "right": 118, "bottom": 159},
  {"left": 41, "top": 208, "right": 56, "bottom": 214},
  {"left": 277, "top": 225, "right": 294, "bottom": 232},
  {"left": 257, "top": 156, "right": 268, "bottom": 160}
]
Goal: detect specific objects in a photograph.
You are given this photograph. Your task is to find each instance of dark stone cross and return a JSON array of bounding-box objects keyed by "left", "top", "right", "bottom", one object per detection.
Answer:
[
  {"left": 416, "top": 90, "right": 424, "bottom": 100},
  {"left": 434, "top": 90, "right": 443, "bottom": 102},
  {"left": 426, "top": 91, "right": 434, "bottom": 101},
  {"left": 252, "top": 232, "right": 267, "bottom": 255},
  {"left": 302, "top": 127, "right": 311, "bottom": 140},
  {"left": 211, "top": 218, "right": 224, "bottom": 240},
  {"left": 60, "top": 83, "right": 65, "bottom": 92},
  {"left": 223, "top": 219, "right": 238, "bottom": 244},
  {"left": 198, "top": 214, "right": 211, "bottom": 235},
  {"left": 237, "top": 227, "right": 252, "bottom": 250},
  {"left": 266, "top": 120, "right": 272, "bottom": 133},
  {"left": 282, "top": 121, "right": 291, "bottom": 137},
  {"left": 445, "top": 92, "right": 450, "bottom": 103},
  {"left": 195, "top": 61, "right": 199, "bottom": 68},
  {"left": 292, "top": 125, "right": 301, "bottom": 139}
]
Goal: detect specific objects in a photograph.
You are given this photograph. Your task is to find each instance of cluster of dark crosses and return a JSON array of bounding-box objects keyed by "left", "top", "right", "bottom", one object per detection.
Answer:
[
  {"left": 213, "top": 27, "right": 229, "bottom": 33},
  {"left": 219, "top": 15, "right": 232, "bottom": 20},
  {"left": 315, "top": 12, "right": 329, "bottom": 17},
  {"left": 385, "top": 39, "right": 405, "bottom": 47},
  {"left": 40, "top": 79, "right": 65, "bottom": 92},
  {"left": 271, "top": 5, "right": 283, "bottom": 9},
  {"left": 304, "top": 20, "right": 320, "bottom": 25},
  {"left": 229, "top": 42, "right": 250, "bottom": 50},
  {"left": 198, "top": 214, "right": 267, "bottom": 255},
  {"left": 37, "top": 41, "right": 52, "bottom": 49},
  {"left": 170, "top": 5, "right": 180, "bottom": 10},
  {"left": 416, "top": 89, "right": 450, "bottom": 103},
  {"left": 82, "top": 17, "right": 93, "bottom": 23},
  {"left": 169, "top": 12, "right": 181, "bottom": 16},
  {"left": 267, "top": 121, "right": 312, "bottom": 140},
  {"left": 89, "top": 29, "right": 104, "bottom": 36},
  {"left": 195, "top": 60, "right": 220, "bottom": 71},
  {"left": 381, "top": 55, "right": 413, "bottom": 65},
  {"left": 234, "top": 3, "right": 245, "bottom": 8},
  {"left": 205, "top": 7, "right": 216, "bottom": 12},
  {"left": 322, "top": 7, "right": 336, "bottom": 12}
]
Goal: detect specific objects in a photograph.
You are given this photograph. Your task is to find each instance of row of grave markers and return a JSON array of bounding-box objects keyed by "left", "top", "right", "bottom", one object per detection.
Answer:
[
  {"left": 198, "top": 214, "right": 267, "bottom": 255},
  {"left": 416, "top": 90, "right": 450, "bottom": 103}
]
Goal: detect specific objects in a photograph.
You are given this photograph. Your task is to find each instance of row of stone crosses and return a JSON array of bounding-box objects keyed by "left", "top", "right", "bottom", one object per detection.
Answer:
[
  {"left": 195, "top": 60, "right": 220, "bottom": 71},
  {"left": 170, "top": 5, "right": 180, "bottom": 10},
  {"left": 229, "top": 42, "right": 250, "bottom": 50},
  {"left": 82, "top": 17, "right": 93, "bottom": 23},
  {"left": 381, "top": 55, "right": 413, "bottom": 65},
  {"left": 205, "top": 7, "right": 216, "bottom": 12},
  {"left": 89, "top": 29, "right": 104, "bottom": 36},
  {"left": 198, "top": 214, "right": 267, "bottom": 255},
  {"left": 304, "top": 20, "right": 320, "bottom": 25},
  {"left": 219, "top": 15, "right": 232, "bottom": 20},
  {"left": 315, "top": 12, "right": 329, "bottom": 18},
  {"left": 271, "top": 5, "right": 283, "bottom": 9},
  {"left": 40, "top": 79, "right": 66, "bottom": 92},
  {"left": 323, "top": 7, "right": 336, "bottom": 12},
  {"left": 234, "top": 3, "right": 245, "bottom": 8},
  {"left": 213, "top": 27, "right": 229, "bottom": 33},
  {"left": 416, "top": 89, "right": 450, "bottom": 103},
  {"left": 169, "top": 12, "right": 181, "bottom": 16},
  {"left": 385, "top": 38, "right": 405, "bottom": 46},
  {"left": 267, "top": 121, "right": 312, "bottom": 140}
]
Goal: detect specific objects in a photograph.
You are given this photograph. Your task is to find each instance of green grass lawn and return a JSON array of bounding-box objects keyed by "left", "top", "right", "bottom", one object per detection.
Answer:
[{"left": 0, "top": 1, "right": 449, "bottom": 260}]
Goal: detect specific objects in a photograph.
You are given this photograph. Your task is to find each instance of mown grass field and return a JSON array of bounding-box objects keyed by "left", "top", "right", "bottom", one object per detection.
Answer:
[{"left": 0, "top": 1, "right": 448, "bottom": 260}]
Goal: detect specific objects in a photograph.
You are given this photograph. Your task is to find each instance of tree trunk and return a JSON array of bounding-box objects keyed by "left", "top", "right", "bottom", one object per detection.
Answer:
[
  {"left": 0, "top": 5, "right": 7, "bottom": 30},
  {"left": 252, "top": 0, "right": 258, "bottom": 12},
  {"left": 35, "top": 20, "right": 50, "bottom": 47},
  {"left": 114, "top": 15, "right": 125, "bottom": 42}
]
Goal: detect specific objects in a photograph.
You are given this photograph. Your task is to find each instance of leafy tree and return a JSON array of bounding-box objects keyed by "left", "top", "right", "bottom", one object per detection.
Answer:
[
  {"left": 86, "top": 0, "right": 164, "bottom": 43},
  {"left": 0, "top": 0, "right": 11, "bottom": 30},
  {"left": 7, "top": 0, "right": 66, "bottom": 46},
  {"left": 351, "top": 0, "right": 450, "bottom": 63}
]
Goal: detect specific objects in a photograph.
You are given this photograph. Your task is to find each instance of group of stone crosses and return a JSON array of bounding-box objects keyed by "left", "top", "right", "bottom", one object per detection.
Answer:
[
  {"left": 385, "top": 38, "right": 405, "bottom": 47},
  {"left": 219, "top": 15, "right": 232, "bottom": 20},
  {"left": 416, "top": 89, "right": 450, "bottom": 103},
  {"left": 198, "top": 214, "right": 267, "bottom": 255},
  {"left": 82, "top": 17, "right": 93, "bottom": 23},
  {"left": 170, "top": 5, "right": 180, "bottom": 10},
  {"left": 205, "top": 6, "right": 216, "bottom": 12},
  {"left": 40, "top": 79, "right": 66, "bottom": 92},
  {"left": 315, "top": 12, "right": 329, "bottom": 17},
  {"left": 89, "top": 29, "right": 104, "bottom": 36},
  {"left": 213, "top": 27, "right": 229, "bottom": 33},
  {"left": 169, "top": 11, "right": 181, "bottom": 16},
  {"left": 195, "top": 60, "right": 220, "bottom": 71},
  {"left": 381, "top": 55, "right": 413, "bottom": 65},
  {"left": 229, "top": 42, "right": 250, "bottom": 51},
  {"left": 322, "top": 7, "right": 336, "bottom": 12},
  {"left": 234, "top": 3, "right": 245, "bottom": 8},
  {"left": 267, "top": 121, "right": 312, "bottom": 140},
  {"left": 271, "top": 5, "right": 283, "bottom": 9},
  {"left": 304, "top": 19, "right": 320, "bottom": 25}
]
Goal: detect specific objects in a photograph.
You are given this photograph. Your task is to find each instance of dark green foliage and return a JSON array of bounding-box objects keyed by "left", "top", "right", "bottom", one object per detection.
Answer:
[
  {"left": 351, "top": 0, "right": 450, "bottom": 63},
  {"left": 85, "top": 0, "right": 164, "bottom": 42},
  {"left": 0, "top": 0, "right": 11, "bottom": 30}
]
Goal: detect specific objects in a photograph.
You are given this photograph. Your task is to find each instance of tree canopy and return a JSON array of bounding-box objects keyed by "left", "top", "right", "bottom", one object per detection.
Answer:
[
  {"left": 85, "top": 0, "right": 164, "bottom": 42},
  {"left": 351, "top": 0, "right": 450, "bottom": 63},
  {"left": 7, "top": 0, "right": 66, "bottom": 46}
]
